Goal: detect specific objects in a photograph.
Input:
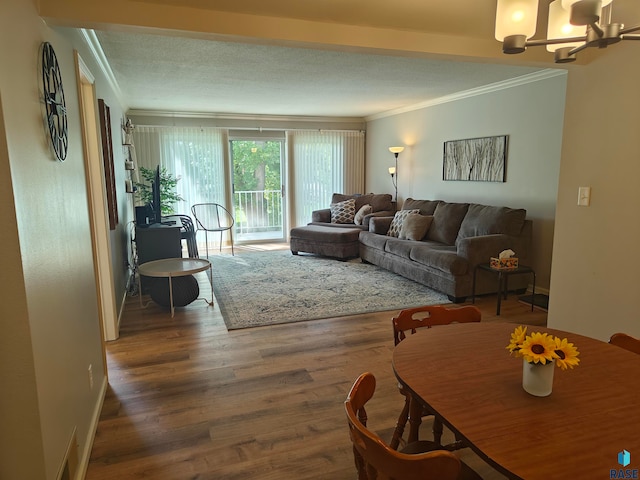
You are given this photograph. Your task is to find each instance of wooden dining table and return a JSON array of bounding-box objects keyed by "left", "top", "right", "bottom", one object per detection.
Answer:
[{"left": 392, "top": 322, "right": 640, "bottom": 480}]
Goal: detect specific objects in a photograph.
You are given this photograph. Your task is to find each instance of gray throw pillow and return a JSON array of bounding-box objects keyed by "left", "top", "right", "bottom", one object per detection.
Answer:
[
  {"left": 330, "top": 198, "right": 356, "bottom": 224},
  {"left": 354, "top": 204, "right": 372, "bottom": 225},
  {"left": 399, "top": 215, "right": 433, "bottom": 241},
  {"left": 387, "top": 209, "right": 420, "bottom": 237},
  {"left": 425, "top": 202, "right": 469, "bottom": 245}
]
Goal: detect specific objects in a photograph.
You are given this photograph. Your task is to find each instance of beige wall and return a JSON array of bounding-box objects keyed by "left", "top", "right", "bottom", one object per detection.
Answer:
[
  {"left": 548, "top": 40, "right": 640, "bottom": 340},
  {"left": 0, "top": 0, "right": 115, "bottom": 478},
  {"left": 365, "top": 72, "right": 567, "bottom": 291}
]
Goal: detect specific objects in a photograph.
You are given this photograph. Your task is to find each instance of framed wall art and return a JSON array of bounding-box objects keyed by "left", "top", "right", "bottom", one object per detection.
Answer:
[
  {"left": 98, "top": 99, "right": 118, "bottom": 230},
  {"left": 443, "top": 135, "right": 508, "bottom": 182}
]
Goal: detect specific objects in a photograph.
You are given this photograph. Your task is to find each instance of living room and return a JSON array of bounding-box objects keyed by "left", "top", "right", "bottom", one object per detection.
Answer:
[{"left": 2, "top": 0, "right": 639, "bottom": 479}]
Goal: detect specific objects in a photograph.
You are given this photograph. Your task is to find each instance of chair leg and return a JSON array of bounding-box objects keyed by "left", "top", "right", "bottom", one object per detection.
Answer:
[
  {"left": 204, "top": 231, "right": 209, "bottom": 258},
  {"left": 230, "top": 228, "right": 234, "bottom": 256},
  {"left": 390, "top": 395, "right": 410, "bottom": 450},
  {"left": 433, "top": 417, "right": 444, "bottom": 446}
]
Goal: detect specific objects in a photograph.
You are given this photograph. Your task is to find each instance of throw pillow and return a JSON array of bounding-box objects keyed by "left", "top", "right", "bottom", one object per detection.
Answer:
[
  {"left": 387, "top": 209, "right": 421, "bottom": 237},
  {"left": 354, "top": 204, "right": 373, "bottom": 225},
  {"left": 426, "top": 202, "right": 469, "bottom": 245},
  {"left": 330, "top": 198, "right": 356, "bottom": 224},
  {"left": 399, "top": 214, "right": 433, "bottom": 241}
]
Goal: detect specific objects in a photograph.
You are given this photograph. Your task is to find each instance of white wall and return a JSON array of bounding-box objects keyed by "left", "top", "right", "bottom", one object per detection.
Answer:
[
  {"left": 548, "top": 40, "right": 640, "bottom": 340},
  {"left": 0, "top": 0, "right": 122, "bottom": 478},
  {"left": 366, "top": 72, "right": 567, "bottom": 290}
]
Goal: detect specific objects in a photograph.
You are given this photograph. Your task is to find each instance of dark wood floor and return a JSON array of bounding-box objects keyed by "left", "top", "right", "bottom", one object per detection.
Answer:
[{"left": 85, "top": 245, "right": 547, "bottom": 480}]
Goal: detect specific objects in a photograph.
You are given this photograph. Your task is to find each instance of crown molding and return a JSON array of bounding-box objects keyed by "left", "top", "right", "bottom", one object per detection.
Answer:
[
  {"left": 365, "top": 68, "right": 567, "bottom": 122},
  {"left": 126, "top": 110, "right": 365, "bottom": 124},
  {"left": 79, "top": 29, "right": 126, "bottom": 109}
]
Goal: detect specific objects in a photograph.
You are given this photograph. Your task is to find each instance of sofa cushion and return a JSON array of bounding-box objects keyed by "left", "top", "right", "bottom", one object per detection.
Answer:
[
  {"left": 426, "top": 202, "right": 469, "bottom": 245},
  {"left": 354, "top": 204, "right": 372, "bottom": 225},
  {"left": 332, "top": 193, "right": 393, "bottom": 213},
  {"left": 410, "top": 245, "right": 469, "bottom": 276},
  {"left": 399, "top": 214, "right": 433, "bottom": 241},
  {"left": 330, "top": 198, "right": 356, "bottom": 224},
  {"left": 385, "top": 238, "right": 415, "bottom": 259},
  {"left": 359, "top": 230, "right": 389, "bottom": 250},
  {"left": 387, "top": 209, "right": 421, "bottom": 237},
  {"left": 457, "top": 204, "right": 527, "bottom": 241},
  {"left": 402, "top": 198, "right": 441, "bottom": 216}
]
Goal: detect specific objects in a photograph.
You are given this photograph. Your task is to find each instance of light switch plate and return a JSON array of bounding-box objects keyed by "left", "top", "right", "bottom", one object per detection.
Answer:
[{"left": 578, "top": 187, "right": 591, "bottom": 206}]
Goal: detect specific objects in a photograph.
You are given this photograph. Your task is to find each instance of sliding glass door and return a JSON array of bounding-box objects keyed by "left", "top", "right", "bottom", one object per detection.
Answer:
[{"left": 230, "top": 139, "right": 285, "bottom": 242}]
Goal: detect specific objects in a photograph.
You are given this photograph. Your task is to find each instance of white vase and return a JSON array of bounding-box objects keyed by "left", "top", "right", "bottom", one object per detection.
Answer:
[{"left": 522, "top": 358, "right": 555, "bottom": 397}]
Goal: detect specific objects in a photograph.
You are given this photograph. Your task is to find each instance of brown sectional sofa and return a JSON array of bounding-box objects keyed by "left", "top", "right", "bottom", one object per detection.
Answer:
[{"left": 359, "top": 198, "right": 532, "bottom": 302}]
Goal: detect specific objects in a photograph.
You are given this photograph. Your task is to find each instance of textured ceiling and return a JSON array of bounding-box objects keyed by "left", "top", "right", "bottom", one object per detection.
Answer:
[{"left": 95, "top": 30, "right": 544, "bottom": 118}]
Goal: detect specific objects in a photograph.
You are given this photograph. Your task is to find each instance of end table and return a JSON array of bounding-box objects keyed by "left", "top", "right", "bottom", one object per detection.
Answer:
[{"left": 472, "top": 263, "right": 535, "bottom": 315}]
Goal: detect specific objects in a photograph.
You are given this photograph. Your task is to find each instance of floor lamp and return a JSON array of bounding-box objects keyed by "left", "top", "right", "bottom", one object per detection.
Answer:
[{"left": 388, "top": 146, "right": 404, "bottom": 206}]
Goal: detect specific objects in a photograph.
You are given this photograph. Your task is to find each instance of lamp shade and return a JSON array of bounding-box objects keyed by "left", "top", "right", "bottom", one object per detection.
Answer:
[
  {"left": 495, "top": 0, "right": 539, "bottom": 41},
  {"left": 546, "top": 0, "right": 586, "bottom": 51},
  {"left": 388, "top": 167, "right": 396, "bottom": 175},
  {"left": 389, "top": 146, "right": 405, "bottom": 154}
]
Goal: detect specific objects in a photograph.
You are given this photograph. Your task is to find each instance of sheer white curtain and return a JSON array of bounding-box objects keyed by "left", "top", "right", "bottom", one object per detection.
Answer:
[
  {"left": 287, "top": 130, "right": 365, "bottom": 228},
  {"left": 133, "top": 126, "right": 226, "bottom": 215}
]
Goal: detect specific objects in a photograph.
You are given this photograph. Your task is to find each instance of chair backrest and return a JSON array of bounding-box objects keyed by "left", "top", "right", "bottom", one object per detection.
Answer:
[
  {"left": 393, "top": 305, "right": 481, "bottom": 346},
  {"left": 162, "top": 214, "right": 194, "bottom": 233},
  {"left": 345, "top": 372, "right": 462, "bottom": 480},
  {"left": 191, "top": 203, "right": 234, "bottom": 231},
  {"left": 609, "top": 333, "right": 640, "bottom": 355}
]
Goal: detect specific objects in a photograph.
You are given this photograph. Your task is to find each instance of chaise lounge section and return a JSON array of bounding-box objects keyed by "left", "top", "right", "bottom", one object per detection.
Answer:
[{"left": 289, "top": 193, "right": 395, "bottom": 259}]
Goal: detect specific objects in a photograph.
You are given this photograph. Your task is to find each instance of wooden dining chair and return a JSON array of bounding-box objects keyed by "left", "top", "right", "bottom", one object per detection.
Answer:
[
  {"left": 390, "top": 305, "right": 482, "bottom": 451},
  {"left": 345, "top": 372, "right": 482, "bottom": 480},
  {"left": 609, "top": 332, "right": 640, "bottom": 355}
]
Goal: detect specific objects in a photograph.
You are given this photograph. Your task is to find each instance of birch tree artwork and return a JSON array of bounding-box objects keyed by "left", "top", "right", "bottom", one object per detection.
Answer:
[{"left": 443, "top": 135, "right": 507, "bottom": 182}]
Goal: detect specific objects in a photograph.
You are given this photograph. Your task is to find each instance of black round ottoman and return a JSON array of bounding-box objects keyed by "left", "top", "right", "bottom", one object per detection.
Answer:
[{"left": 149, "top": 275, "right": 200, "bottom": 307}]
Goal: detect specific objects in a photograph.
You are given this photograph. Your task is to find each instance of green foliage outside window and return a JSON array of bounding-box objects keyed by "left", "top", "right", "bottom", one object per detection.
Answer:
[{"left": 232, "top": 141, "right": 281, "bottom": 192}]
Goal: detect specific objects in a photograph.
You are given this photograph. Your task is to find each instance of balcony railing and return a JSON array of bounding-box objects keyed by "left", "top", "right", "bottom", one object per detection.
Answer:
[{"left": 234, "top": 190, "right": 283, "bottom": 238}]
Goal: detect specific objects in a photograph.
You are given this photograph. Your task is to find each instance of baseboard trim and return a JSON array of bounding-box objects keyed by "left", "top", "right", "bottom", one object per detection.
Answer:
[
  {"left": 528, "top": 284, "right": 549, "bottom": 296},
  {"left": 76, "top": 376, "right": 107, "bottom": 480}
]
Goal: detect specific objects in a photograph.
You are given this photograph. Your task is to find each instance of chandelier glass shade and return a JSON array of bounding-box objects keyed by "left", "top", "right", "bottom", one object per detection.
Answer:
[{"left": 495, "top": 0, "right": 640, "bottom": 63}]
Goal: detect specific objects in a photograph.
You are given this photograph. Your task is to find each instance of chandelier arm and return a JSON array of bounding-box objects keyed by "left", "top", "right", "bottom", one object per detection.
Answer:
[
  {"left": 568, "top": 42, "right": 591, "bottom": 56},
  {"left": 525, "top": 36, "right": 586, "bottom": 47},
  {"left": 620, "top": 24, "right": 640, "bottom": 35},
  {"left": 622, "top": 35, "right": 640, "bottom": 40},
  {"left": 588, "top": 22, "right": 604, "bottom": 38}
]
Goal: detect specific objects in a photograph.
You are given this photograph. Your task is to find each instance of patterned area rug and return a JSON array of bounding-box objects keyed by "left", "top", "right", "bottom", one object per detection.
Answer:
[{"left": 210, "top": 250, "right": 450, "bottom": 330}]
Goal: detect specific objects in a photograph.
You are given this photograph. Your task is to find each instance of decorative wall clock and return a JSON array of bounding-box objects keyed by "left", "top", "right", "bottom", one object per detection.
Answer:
[{"left": 41, "top": 42, "right": 68, "bottom": 161}]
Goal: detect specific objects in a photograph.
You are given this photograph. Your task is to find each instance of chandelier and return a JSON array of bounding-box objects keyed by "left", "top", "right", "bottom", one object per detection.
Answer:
[{"left": 495, "top": 0, "right": 640, "bottom": 63}]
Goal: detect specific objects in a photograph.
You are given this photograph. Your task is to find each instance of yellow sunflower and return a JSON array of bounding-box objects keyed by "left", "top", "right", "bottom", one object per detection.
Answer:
[
  {"left": 519, "top": 332, "right": 558, "bottom": 365},
  {"left": 506, "top": 325, "right": 528, "bottom": 355},
  {"left": 553, "top": 337, "right": 580, "bottom": 370}
]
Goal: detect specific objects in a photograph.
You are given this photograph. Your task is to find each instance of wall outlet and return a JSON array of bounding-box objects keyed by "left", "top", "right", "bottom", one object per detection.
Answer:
[{"left": 88, "top": 364, "right": 94, "bottom": 390}]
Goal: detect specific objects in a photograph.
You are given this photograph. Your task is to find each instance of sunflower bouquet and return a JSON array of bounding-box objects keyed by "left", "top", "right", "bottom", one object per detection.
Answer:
[{"left": 507, "top": 326, "right": 580, "bottom": 370}]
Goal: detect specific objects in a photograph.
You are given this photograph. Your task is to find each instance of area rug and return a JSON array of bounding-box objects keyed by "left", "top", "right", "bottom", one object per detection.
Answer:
[{"left": 209, "top": 250, "right": 450, "bottom": 330}]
